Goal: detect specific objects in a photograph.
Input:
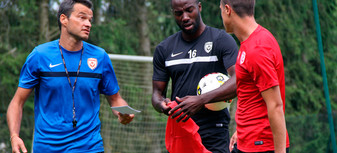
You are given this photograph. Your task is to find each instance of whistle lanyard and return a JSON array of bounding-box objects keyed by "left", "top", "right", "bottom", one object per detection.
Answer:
[{"left": 59, "top": 44, "right": 84, "bottom": 128}]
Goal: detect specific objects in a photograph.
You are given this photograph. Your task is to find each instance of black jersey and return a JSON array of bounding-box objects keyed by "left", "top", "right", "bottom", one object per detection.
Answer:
[{"left": 153, "top": 26, "right": 238, "bottom": 129}]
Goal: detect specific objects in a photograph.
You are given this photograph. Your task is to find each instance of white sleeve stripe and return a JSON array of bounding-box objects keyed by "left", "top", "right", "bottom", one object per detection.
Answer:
[{"left": 165, "top": 56, "right": 218, "bottom": 67}]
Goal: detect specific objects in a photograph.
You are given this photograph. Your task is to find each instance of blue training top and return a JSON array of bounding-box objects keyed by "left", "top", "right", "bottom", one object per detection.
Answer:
[{"left": 19, "top": 40, "right": 119, "bottom": 153}]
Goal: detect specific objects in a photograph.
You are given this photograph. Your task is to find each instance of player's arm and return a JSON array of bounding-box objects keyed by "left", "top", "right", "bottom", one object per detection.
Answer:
[
  {"left": 169, "top": 65, "right": 236, "bottom": 122},
  {"left": 199, "top": 65, "right": 236, "bottom": 103},
  {"left": 7, "top": 87, "right": 32, "bottom": 153},
  {"left": 105, "top": 92, "right": 134, "bottom": 125},
  {"left": 261, "top": 85, "right": 287, "bottom": 153},
  {"left": 152, "top": 80, "right": 171, "bottom": 115}
]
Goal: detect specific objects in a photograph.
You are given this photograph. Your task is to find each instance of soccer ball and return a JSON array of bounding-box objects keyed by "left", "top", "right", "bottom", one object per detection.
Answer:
[{"left": 197, "top": 72, "right": 232, "bottom": 111}]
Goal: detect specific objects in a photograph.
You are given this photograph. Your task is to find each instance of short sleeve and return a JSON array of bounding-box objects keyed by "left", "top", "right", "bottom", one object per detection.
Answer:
[
  {"left": 19, "top": 48, "right": 40, "bottom": 89},
  {"left": 217, "top": 32, "right": 239, "bottom": 70},
  {"left": 152, "top": 45, "right": 169, "bottom": 82},
  {"left": 99, "top": 52, "right": 120, "bottom": 95},
  {"left": 247, "top": 45, "right": 279, "bottom": 92}
]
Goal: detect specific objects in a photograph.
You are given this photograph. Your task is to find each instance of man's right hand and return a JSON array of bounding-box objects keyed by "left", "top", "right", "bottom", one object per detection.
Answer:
[
  {"left": 152, "top": 80, "right": 172, "bottom": 115},
  {"left": 160, "top": 98, "right": 172, "bottom": 116},
  {"left": 11, "top": 135, "right": 27, "bottom": 153}
]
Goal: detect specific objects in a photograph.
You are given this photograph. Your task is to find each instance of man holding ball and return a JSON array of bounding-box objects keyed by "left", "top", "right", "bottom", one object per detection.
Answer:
[{"left": 152, "top": 0, "right": 238, "bottom": 152}]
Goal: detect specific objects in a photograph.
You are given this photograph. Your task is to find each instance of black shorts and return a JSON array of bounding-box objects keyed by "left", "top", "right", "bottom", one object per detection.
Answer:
[
  {"left": 199, "top": 125, "right": 230, "bottom": 153},
  {"left": 231, "top": 143, "right": 290, "bottom": 153}
]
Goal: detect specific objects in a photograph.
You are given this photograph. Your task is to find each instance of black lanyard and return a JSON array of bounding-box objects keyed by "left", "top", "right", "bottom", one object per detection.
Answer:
[{"left": 59, "top": 44, "right": 84, "bottom": 128}]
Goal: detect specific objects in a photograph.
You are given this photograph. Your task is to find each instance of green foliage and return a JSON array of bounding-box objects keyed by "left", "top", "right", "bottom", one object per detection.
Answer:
[
  {"left": 1, "top": 0, "right": 337, "bottom": 152},
  {"left": 0, "top": 47, "right": 27, "bottom": 104},
  {"left": 286, "top": 113, "right": 337, "bottom": 153},
  {"left": 89, "top": 19, "right": 138, "bottom": 55},
  {"left": 0, "top": 1, "right": 44, "bottom": 151},
  {"left": 147, "top": 0, "right": 180, "bottom": 52},
  {"left": 200, "top": 0, "right": 224, "bottom": 29},
  {"left": 319, "top": 0, "right": 337, "bottom": 110},
  {"left": 0, "top": 1, "right": 39, "bottom": 114},
  {"left": 255, "top": 0, "right": 337, "bottom": 115}
]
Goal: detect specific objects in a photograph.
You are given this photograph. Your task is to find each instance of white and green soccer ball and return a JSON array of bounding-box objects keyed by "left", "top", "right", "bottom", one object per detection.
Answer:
[{"left": 197, "top": 72, "right": 232, "bottom": 111}]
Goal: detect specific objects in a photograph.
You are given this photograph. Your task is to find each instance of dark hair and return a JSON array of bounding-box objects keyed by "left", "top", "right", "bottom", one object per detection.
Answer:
[
  {"left": 221, "top": 0, "right": 255, "bottom": 17},
  {"left": 57, "top": 0, "right": 93, "bottom": 30},
  {"left": 171, "top": 0, "right": 199, "bottom": 8}
]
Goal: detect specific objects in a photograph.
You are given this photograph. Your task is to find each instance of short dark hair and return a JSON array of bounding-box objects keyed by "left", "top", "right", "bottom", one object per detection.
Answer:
[
  {"left": 221, "top": 0, "right": 255, "bottom": 17},
  {"left": 57, "top": 0, "right": 93, "bottom": 30},
  {"left": 171, "top": 0, "right": 199, "bottom": 8}
]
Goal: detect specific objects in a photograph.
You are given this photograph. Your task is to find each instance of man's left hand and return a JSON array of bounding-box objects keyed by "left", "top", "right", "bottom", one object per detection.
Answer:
[
  {"left": 168, "top": 96, "right": 205, "bottom": 122},
  {"left": 118, "top": 113, "right": 135, "bottom": 125}
]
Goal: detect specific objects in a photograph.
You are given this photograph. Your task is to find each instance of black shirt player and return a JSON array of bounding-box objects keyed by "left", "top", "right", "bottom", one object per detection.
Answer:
[{"left": 151, "top": 0, "right": 238, "bottom": 152}]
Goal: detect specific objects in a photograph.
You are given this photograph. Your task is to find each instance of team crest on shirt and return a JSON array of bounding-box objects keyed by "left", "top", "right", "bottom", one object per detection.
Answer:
[
  {"left": 204, "top": 42, "right": 213, "bottom": 53},
  {"left": 87, "top": 58, "right": 98, "bottom": 70},
  {"left": 240, "top": 51, "right": 246, "bottom": 64}
]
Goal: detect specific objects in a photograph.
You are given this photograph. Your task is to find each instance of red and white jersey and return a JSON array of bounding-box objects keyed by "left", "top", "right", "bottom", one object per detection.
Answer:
[{"left": 235, "top": 25, "right": 290, "bottom": 152}]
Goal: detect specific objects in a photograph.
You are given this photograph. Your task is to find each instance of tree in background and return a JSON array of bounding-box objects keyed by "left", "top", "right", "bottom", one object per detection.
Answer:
[{"left": 0, "top": 0, "right": 336, "bottom": 152}]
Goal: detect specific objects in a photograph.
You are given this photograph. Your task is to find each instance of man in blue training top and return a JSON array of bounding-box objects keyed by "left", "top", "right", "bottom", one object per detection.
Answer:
[{"left": 7, "top": 0, "right": 134, "bottom": 152}]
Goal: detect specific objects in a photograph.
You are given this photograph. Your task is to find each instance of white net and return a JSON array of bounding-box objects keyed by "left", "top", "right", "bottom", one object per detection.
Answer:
[{"left": 99, "top": 54, "right": 169, "bottom": 153}]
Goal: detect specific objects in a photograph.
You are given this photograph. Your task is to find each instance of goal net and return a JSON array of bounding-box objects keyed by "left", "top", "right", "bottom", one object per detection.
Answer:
[{"left": 100, "top": 54, "right": 169, "bottom": 153}]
